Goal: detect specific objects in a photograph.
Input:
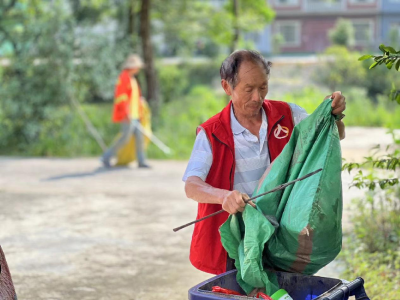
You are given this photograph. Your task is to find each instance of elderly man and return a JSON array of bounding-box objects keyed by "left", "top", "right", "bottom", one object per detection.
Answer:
[
  {"left": 101, "top": 54, "right": 150, "bottom": 168},
  {"left": 182, "top": 50, "right": 346, "bottom": 275}
]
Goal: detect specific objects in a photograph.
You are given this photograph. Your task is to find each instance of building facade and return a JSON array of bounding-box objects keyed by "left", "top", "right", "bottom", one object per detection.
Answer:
[{"left": 255, "top": 0, "right": 400, "bottom": 54}]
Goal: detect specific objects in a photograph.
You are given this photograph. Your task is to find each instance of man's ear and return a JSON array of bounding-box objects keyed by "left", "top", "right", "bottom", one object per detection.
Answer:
[{"left": 221, "top": 79, "right": 232, "bottom": 96}]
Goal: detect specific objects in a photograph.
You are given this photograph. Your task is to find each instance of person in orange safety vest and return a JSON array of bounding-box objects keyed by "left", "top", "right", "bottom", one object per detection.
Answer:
[{"left": 101, "top": 54, "right": 150, "bottom": 168}]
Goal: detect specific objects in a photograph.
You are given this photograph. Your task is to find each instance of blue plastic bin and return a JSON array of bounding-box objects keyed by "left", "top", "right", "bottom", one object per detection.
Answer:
[{"left": 189, "top": 270, "right": 370, "bottom": 300}]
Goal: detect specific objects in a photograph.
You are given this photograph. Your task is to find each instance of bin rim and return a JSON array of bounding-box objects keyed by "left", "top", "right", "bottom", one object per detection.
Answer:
[{"left": 188, "top": 270, "right": 351, "bottom": 300}]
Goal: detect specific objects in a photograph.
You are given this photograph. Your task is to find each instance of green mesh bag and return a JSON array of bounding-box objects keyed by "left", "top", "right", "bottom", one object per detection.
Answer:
[{"left": 220, "top": 99, "right": 343, "bottom": 295}]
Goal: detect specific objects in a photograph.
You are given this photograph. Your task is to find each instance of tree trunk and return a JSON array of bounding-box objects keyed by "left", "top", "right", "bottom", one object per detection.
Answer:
[
  {"left": 230, "top": 0, "right": 239, "bottom": 54},
  {"left": 139, "top": 0, "right": 160, "bottom": 117},
  {"left": 127, "top": 0, "right": 135, "bottom": 47}
]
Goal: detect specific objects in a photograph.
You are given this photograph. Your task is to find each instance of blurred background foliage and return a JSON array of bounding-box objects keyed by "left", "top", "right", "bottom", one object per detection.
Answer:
[
  {"left": 0, "top": 0, "right": 399, "bottom": 159},
  {"left": 340, "top": 165, "right": 400, "bottom": 299}
]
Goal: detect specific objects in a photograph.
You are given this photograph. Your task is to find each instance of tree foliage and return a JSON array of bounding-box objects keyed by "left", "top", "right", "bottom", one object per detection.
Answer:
[
  {"left": 0, "top": 0, "right": 275, "bottom": 154},
  {"left": 0, "top": 1, "right": 75, "bottom": 151},
  {"left": 153, "top": 1, "right": 216, "bottom": 57},
  {"left": 152, "top": 0, "right": 274, "bottom": 56},
  {"left": 206, "top": 0, "right": 274, "bottom": 52},
  {"left": 0, "top": 0, "right": 129, "bottom": 153},
  {"left": 314, "top": 46, "right": 366, "bottom": 91},
  {"left": 328, "top": 18, "right": 355, "bottom": 48}
]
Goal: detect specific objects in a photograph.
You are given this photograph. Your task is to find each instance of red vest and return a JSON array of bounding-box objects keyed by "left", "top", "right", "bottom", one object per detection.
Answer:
[{"left": 189, "top": 100, "right": 295, "bottom": 275}]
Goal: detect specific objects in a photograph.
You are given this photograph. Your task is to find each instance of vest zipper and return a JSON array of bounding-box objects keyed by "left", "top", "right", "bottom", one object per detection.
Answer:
[
  {"left": 268, "top": 115, "right": 285, "bottom": 161},
  {"left": 212, "top": 133, "right": 234, "bottom": 190}
]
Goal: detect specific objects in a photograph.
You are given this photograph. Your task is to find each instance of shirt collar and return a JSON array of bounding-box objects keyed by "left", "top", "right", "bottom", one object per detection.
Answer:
[{"left": 230, "top": 105, "right": 267, "bottom": 135}]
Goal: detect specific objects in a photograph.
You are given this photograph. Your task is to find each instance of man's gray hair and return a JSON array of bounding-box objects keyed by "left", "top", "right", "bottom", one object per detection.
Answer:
[{"left": 220, "top": 50, "right": 272, "bottom": 89}]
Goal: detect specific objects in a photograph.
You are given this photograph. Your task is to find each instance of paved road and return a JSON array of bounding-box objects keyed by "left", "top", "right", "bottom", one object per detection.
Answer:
[{"left": 0, "top": 127, "right": 395, "bottom": 299}]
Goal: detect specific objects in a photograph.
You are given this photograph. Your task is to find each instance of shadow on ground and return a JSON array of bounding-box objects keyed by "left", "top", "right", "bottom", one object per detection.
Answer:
[{"left": 42, "top": 166, "right": 131, "bottom": 181}]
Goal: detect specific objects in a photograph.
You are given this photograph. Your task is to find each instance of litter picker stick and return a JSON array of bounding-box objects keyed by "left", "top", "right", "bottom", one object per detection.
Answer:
[
  {"left": 135, "top": 122, "right": 172, "bottom": 155},
  {"left": 173, "top": 168, "right": 322, "bottom": 232},
  {"left": 68, "top": 91, "right": 107, "bottom": 152}
]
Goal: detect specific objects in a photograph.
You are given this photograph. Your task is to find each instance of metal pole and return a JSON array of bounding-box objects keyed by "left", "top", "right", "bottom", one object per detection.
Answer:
[{"left": 173, "top": 168, "right": 322, "bottom": 232}]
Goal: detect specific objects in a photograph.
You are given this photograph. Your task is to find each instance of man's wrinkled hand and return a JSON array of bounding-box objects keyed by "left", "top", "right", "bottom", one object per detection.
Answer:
[
  {"left": 221, "top": 190, "right": 253, "bottom": 214},
  {"left": 325, "top": 91, "right": 346, "bottom": 116}
]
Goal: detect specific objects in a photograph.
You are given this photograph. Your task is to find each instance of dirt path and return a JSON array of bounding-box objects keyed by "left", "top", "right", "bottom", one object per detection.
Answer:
[{"left": 0, "top": 127, "right": 394, "bottom": 299}]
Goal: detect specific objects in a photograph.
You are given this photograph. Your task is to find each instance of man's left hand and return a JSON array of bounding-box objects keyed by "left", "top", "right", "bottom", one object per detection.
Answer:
[{"left": 325, "top": 91, "right": 346, "bottom": 116}]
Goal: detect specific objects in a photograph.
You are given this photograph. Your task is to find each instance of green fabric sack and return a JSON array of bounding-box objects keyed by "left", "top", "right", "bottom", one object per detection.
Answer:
[{"left": 220, "top": 99, "right": 343, "bottom": 295}]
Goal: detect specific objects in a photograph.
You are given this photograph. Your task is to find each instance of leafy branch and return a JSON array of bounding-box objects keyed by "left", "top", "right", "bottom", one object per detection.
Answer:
[
  {"left": 359, "top": 44, "right": 400, "bottom": 103},
  {"left": 343, "top": 156, "right": 400, "bottom": 173},
  {"left": 359, "top": 44, "right": 400, "bottom": 71},
  {"left": 342, "top": 140, "right": 400, "bottom": 191},
  {"left": 349, "top": 170, "right": 399, "bottom": 190}
]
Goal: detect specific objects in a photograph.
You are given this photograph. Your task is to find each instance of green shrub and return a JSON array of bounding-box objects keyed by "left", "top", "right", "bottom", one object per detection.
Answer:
[
  {"left": 313, "top": 46, "right": 367, "bottom": 91},
  {"left": 346, "top": 94, "right": 400, "bottom": 128},
  {"left": 157, "top": 60, "right": 220, "bottom": 103},
  {"left": 328, "top": 18, "right": 355, "bottom": 47},
  {"left": 361, "top": 59, "right": 400, "bottom": 104},
  {"left": 158, "top": 64, "right": 189, "bottom": 104},
  {"left": 281, "top": 87, "right": 400, "bottom": 128},
  {"left": 280, "top": 87, "right": 325, "bottom": 114},
  {"left": 0, "top": 103, "right": 118, "bottom": 157},
  {"left": 352, "top": 190, "right": 400, "bottom": 252},
  {"left": 313, "top": 46, "right": 400, "bottom": 106},
  {"left": 184, "top": 61, "right": 221, "bottom": 91},
  {"left": 339, "top": 248, "right": 400, "bottom": 299},
  {"left": 339, "top": 186, "right": 400, "bottom": 299}
]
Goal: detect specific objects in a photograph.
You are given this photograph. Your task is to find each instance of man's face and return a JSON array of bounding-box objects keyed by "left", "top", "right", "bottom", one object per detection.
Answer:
[{"left": 222, "top": 61, "right": 269, "bottom": 118}]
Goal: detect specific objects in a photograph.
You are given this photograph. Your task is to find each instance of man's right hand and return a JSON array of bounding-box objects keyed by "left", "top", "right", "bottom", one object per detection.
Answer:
[
  {"left": 221, "top": 190, "right": 254, "bottom": 214},
  {"left": 184, "top": 176, "right": 256, "bottom": 214}
]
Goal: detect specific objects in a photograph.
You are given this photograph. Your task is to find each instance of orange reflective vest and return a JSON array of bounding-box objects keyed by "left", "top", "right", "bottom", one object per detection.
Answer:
[{"left": 112, "top": 70, "right": 143, "bottom": 123}]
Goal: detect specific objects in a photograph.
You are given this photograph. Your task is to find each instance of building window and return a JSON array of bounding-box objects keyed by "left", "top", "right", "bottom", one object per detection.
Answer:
[
  {"left": 352, "top": 20, "right": 374, "bottom": 44},
  {"left": 305, "top": 0, "right": 341, "bottom": 12},
  {"left": 276, "top": 21, "right": 301, "bottom": 47},
  {"left": 275, "top": 0, "right": 300, "bottom": 6},
  {"left": 308, "top": 0, "right": 341, "bottom": 4},
  {"left": 349, "top": 0, "right": 375, "bottom": 4}
]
